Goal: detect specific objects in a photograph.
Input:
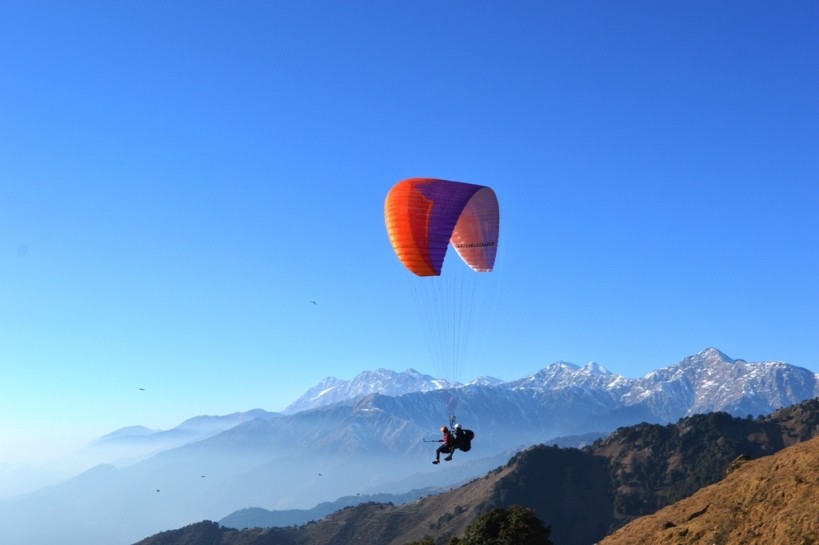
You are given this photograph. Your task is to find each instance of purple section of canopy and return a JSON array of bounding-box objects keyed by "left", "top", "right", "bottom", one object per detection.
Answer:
[{"left": 416, "top": 181, "right": 484, "bottom": 275}]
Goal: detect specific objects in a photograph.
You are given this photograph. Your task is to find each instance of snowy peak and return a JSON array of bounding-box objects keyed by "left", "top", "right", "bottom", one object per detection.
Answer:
[
  {"left": 687, "top": 347, "right": 736, "bottom": 366},
  {"left": 507, "top": 360, "right": 620, "bottom": 392},
  {"left": 624, "top": 349, "right": 819, "bottom": 420},
  {"left": 581, "top": 361, "right": 611, "bottom": 375},
  {"left": 534, "top": 361, "right": 580, "bottom": 378},
  {"left": 283, "top": 368, "right": 458, "bottom": 414},
  {"left": 467, "top": 376, "right": 505, "bottom": 387}
]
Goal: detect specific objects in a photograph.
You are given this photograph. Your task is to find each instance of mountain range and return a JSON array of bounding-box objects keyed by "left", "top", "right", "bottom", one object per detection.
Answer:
[
  {"left": 1, "top": 347, "right": 817, "bottom": 545},
  {"left": 287, "top": 347, "right": 818, "bottom": 425}
]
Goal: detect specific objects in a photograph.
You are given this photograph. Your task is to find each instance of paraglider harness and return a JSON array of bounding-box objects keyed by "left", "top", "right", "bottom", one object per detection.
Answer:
[{"left": 452, "top": 421, "right": 474, "bottom": 452}]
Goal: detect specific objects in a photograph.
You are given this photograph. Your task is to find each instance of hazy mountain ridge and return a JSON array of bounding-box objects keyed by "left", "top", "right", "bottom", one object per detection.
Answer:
[
  {"left": 86, "top": 409, "right": 280, "bottom": 457},
  {"left": 134, "top": 398, "right": 819, "bottom": 545},
  {"left": 219, "top": 486, "right": 444, "bottom": 529}
]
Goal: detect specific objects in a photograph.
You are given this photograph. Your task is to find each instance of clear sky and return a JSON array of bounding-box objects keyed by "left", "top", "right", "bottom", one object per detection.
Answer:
[{"left": 2, "top": 2, "right": 817, "bottom": 467}]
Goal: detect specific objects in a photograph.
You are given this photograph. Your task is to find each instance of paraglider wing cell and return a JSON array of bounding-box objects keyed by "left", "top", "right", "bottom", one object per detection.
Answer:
[{"left": 450, "top": 187, "right": 499, "bottom": 272}]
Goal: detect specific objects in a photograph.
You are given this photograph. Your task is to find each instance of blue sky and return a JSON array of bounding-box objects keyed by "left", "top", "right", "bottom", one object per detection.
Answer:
[{"left": 2, "top": 1, "right": 817, "bottom": 466}]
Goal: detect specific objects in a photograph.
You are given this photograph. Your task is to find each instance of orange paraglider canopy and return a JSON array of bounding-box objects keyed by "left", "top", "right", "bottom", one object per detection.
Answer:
[{"left": 384, "top": 178, "right": 499, "bottom": 277}]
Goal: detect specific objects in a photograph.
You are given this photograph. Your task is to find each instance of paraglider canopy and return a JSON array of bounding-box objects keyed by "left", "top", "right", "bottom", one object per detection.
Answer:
[{"left": 384, "top": 178, "right": 499, "bottom": 277}]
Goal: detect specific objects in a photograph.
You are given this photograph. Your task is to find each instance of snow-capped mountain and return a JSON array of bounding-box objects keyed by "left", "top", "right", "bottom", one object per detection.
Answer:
[
  {"left": 507, "top": 360, "right": 623, "bottom": 392},
  {"left": 466, "top": 375, "right": 506, "bottom": 387},
  {"left": 283, "top": 368, "right": 458, "bottom": 414},
  {"left": 623, "top": 347, "right": 819, "bottom": 420}
]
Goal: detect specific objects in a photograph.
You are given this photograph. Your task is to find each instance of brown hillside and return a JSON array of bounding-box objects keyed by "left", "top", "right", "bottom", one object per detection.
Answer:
[{"left": 597, "top": 435, "right": 819, "bottom": 545}]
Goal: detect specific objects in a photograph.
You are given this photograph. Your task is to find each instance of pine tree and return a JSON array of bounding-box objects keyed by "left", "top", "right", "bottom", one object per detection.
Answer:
[{"left": 459, "top": 505, "right": 552, "bottom": 545}]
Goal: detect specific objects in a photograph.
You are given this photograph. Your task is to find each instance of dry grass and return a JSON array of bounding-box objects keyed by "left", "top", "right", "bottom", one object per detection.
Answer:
[{"left": 598, "top": 436, "right": 819, "bottom": 545}]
